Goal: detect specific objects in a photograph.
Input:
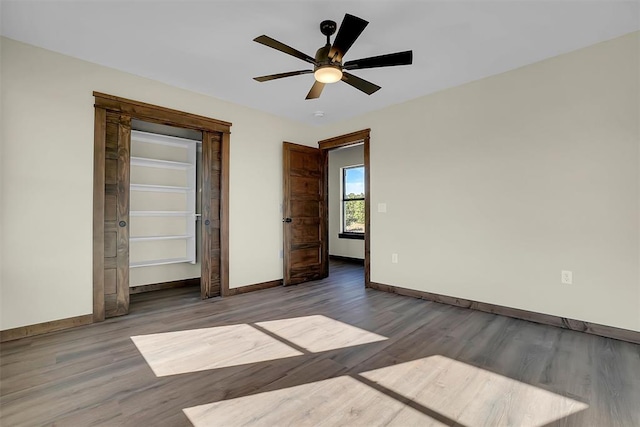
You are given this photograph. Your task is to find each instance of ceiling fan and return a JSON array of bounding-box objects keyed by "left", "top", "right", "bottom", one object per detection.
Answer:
[{"left": 253, "top": 13, "right": 413, "bottom": 100}]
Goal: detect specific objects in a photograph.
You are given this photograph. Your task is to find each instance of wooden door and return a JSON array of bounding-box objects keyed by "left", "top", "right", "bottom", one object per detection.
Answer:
[
  {"left": 100, "top": 111, "right": 131, "bottom": 318},
  {"left": 201, "top": 131, "right": 223, "bottom": 298},
  {"left": 282, "top": 142, "right": 328, "bottom": 286}
]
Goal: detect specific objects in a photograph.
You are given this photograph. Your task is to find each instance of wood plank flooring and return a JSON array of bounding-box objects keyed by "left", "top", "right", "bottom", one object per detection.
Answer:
[{"left": 1, "top": 260, "right": 639, "bottom": 426}]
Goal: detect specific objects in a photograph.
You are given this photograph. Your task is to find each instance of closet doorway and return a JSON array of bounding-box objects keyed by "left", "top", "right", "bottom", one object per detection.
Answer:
[
  {"left": 92, "top": 93, "right": 230, "bottom": 322},
  {"left": 128, "top": 121, "right": 201, "bottom": 303}
]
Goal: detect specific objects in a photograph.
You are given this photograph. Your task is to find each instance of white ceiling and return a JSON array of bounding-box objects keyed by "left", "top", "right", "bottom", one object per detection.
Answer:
[{"left": 2, "top": 1, "right": 638, "bottom": 126}]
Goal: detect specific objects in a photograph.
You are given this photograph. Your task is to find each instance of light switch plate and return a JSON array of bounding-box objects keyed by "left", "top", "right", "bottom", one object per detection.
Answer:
[{"left": 378, "top": 203, "right": 387, "bottom": 213}]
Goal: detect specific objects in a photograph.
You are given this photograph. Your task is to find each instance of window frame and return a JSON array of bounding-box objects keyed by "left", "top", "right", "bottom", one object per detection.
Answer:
[{"left": 340, "top": 165, "right": 365, "bottom": 240}]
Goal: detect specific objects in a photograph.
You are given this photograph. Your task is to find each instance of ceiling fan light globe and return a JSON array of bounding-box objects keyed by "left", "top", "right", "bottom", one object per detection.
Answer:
[{"left": 314, "top": 66, "right": 343, "bottom": 84}]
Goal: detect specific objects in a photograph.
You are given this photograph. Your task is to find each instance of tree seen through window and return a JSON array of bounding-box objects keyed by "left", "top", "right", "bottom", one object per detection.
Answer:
[{"left": 343, "top": 166, "right": 365, "bottom": 234}]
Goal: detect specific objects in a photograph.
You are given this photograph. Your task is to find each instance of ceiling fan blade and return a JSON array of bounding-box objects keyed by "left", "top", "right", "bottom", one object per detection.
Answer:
[
  {"left": 330, "top": 14, "right": 368, "bottom": 62},
  {"left": 254, "top": 70, "right": 313, "bottom": 82},
  {"left": 254, "top": 35, "right": 316, "bottom": 65},
  {"left": 306, "top": 80, "right": 325, "bottom": 99},
  {"left": 341, "top": 72, "right": 381, "bottom": 95},
  {"left": 344, "top": 50, "right": 413, "bottom": 71}
]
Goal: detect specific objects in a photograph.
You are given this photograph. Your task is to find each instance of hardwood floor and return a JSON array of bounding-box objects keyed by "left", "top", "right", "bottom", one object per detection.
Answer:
[{"left": 1, "top": 260, "right": 639, "bottom": 426}]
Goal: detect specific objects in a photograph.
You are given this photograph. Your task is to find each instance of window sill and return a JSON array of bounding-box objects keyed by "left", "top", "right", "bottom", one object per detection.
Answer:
[{"left": 338, "top": 233, "right": 364, "bottom": 240}]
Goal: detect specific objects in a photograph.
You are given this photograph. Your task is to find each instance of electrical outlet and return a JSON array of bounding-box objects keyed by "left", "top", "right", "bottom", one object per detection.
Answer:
[
  {"left": 561, "top": 270, "right": 572, "bottom": 285},
  {"left": 391, "top": 253, "right": 398, "bottom": 264}
]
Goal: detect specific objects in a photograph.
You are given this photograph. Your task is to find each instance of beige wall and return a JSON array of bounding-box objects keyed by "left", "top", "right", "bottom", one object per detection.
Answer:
[
  {"left": 328, "top": 145, "right": 365, "bottom": 259},
  {"left": 2, "top": 32, "right": 638, "bottom": 333},
  {"left": 319, "top": 32, "right": 640, "bottom": 332},
  {"left": 0, "top": 37, "right": 316, "bottom": 330}
]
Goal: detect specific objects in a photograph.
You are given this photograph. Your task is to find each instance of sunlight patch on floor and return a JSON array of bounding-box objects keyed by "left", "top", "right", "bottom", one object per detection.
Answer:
[
  {"left": 183, "top": 375, "right": 445, "bottom": 427},
  {"left": 361, "top": 355, "right": 589, "bottom": 427},
  {"left": 256, "top": 315, "right": 388, "bottom": 352},
  {"left": 130, "top": 324, "right": 303, "bottom": 376},
  {"left": 183, "top": 355, "right": 589, "bottom": 426}
]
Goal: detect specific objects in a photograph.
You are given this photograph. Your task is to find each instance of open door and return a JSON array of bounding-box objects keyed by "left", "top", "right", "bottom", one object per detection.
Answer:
[{"left": 282, "top": 142, "right": 328, "bottom": 286}]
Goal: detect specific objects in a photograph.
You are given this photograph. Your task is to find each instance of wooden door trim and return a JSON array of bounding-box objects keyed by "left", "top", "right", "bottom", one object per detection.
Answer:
[
  {"left": 201, "top": 132, "right": 213, "bottom": 298},
  {"left": 282, "top": 143, "right": 291, "bottom": 285},
  {"left": 93, "top": 92, "right": 232, "bottom": 133},
  {"left": 201, "top": 132, "right": 226, "bottom": 299},
  {"left": 93, "top": 93, "right": 231, "bottom": 321},
  {"left": 318, "top": 129, "right": 371, "bottom": 286},
  {"left": 318, "top": 129, "right": 370, "bottom": 150},
  {"left": 220, "top": 132, "right": 230, "bottom": 296},
  {"left": 93, "top": 108, "right": 106, "bottom": 322}
]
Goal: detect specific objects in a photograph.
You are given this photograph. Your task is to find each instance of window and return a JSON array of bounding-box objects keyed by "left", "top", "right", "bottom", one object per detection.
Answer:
[{"left": 340, "top": 165, "right": 365, "bottom": 239}]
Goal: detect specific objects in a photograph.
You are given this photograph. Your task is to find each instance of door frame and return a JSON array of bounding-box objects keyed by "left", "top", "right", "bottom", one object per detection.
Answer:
[
  {"left": 318, "top": 129, "right": 371, "bottom": 286},
  {"left": 93, "top": 92, "right": 231, "bottom": 321}
]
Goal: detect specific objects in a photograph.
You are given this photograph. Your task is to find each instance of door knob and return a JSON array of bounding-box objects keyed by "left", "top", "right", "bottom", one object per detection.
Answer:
[
  {"left": 283, "top": 218, "right": 292, "bottom": 223},
  {"left": 205, "top": 220, "right": 211, "bottom": 225},
  {"left": 119, "top": 221, "right": 126, "bottom": 227}
]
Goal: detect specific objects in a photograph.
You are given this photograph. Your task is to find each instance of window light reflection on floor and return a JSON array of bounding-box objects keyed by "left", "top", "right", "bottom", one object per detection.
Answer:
[
  {"left": 256, "top": 315, "right": 388, "bottom": 353},
  {"left": 130, "top": 324, "right": 303, "bottom": 377},
  {"left": 131, "top": 315, "right": 387, "bottom": 377},
  {"left": 183, "top": 375, "right": 442, "bottom": 427},
  {"left": 183, "top": 356, "right": 588, "bottom": 427},
  {"left": 361, "top": 355, "right": 589, "bottom": 427}
]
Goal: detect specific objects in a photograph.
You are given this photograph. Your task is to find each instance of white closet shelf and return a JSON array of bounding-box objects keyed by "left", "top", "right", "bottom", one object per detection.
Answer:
[
  {"left": 130, "top": 234, "right": 192, "bottom": 242},
  {"left": 131, "top": 157, "right": 193, "bottom": 169},
  {"left": 130, "top": 184, "right": 192, "bottom": 193},
  {"left": 130, "top": 210, "right": 195, "bottom": 217},
  {"left": 130, "top": 257, "right": 196, "bottom": 268},
  {"left": 129, "top": 130, "right": 198, "bottom": 269},
  {"left": 131, "top": 130, "right": 201, "bottom": 148}
]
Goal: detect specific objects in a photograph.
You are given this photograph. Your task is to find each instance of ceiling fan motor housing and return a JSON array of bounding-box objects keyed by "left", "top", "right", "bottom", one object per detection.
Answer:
[
  {"left": 315, "top": 44, "right": 335, "bottom": 67},
  {"left": 320, "top": 20, "right": 337, "bottom": 37},
  {"left": 314, "top": 41, "right": 343, "bottom": 83}
]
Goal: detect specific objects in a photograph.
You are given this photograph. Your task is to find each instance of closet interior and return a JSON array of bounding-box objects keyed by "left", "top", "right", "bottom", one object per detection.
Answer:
[{"left": 129, "top": 120, "right": 203, "bottom": 295}]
